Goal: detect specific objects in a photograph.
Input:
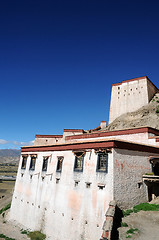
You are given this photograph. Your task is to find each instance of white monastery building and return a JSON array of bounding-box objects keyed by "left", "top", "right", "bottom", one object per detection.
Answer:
[{"left": 10, "top": 76, "right": 159, "bottom": 240}]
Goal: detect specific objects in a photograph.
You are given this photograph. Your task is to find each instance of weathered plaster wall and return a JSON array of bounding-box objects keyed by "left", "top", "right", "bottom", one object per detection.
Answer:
[
  {"left": 34, "top": 137, "right": 64, "bottom": 146},
  {"left": 113, "top": 148, "right": 155, "bottom": 209},
  {"left": 148, "top": 137, "right": 159, "bottom": 147},
  {"left": 34, "top": 130, "right": 84, "bottom": 146},
  {"left": 147, "top": 80, "right": 158, "bottom": 102},
  {"left": 63, "top": 130, "right": 84, "bottom": 139},
  {"left": 67, "top": 132, "right": 150, "bottom": 146},
  {"left": 10, "top": 149, "right": 113, "bottom": 240}
]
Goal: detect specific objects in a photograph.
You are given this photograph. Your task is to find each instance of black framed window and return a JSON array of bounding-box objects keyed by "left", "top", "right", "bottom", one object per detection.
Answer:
[
  {"left": 56, "top": 156, "right": 64, "bottom": 172},
  {"left": 96, "top": 152, "right": 108, "bottom": 172},
  {"left": 42, "top": 157, "right": 49, "bottom": 171},
  {"left": 29, "top": 155, "right": 37, "bottom": 170},
  {"left": 21, "top": 155, "right": 28, "bottom": 169},
  {"left": 74, "top": 152, "right": 85, "bottom": 172}
]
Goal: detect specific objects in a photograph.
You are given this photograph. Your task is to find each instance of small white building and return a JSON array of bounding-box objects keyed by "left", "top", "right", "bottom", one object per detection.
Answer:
[{"left": 10, "top": 77, "right": 159, "bottom": 240}]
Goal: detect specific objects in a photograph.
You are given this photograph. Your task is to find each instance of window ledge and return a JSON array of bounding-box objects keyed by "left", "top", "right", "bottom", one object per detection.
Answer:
[
  {"left": 96, "top": 170, "right": 107, "bottom": 173},
  {"left": 74, "top": 168, "right": 83, "bottom": 172},
  {"left": 97, "top": 183, "right": 105, "bottom": 189}
]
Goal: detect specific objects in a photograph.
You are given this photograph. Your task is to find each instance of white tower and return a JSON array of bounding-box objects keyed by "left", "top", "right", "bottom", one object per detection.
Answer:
[{"left": 109, "top": 76, "right": 158, "bottom": 124}]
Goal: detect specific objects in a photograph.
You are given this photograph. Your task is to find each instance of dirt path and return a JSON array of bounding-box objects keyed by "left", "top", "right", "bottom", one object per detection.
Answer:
[
  {"left": 0, "top": 193, "right": 12, "bottom": 210},
  {"left": 0, "top": 193, "right": 30, "bottom": 240},
  {"left": 0, "top": 215, "right": 30, "bottom": 240},
  {"left": 118, "top": 210, "right": 159, "bottom": 240}
]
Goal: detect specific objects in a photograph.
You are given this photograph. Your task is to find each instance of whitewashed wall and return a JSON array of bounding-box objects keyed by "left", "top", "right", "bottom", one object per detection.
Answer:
[{"left": 10, "top": 149, "right": 114, "bottom": 240}]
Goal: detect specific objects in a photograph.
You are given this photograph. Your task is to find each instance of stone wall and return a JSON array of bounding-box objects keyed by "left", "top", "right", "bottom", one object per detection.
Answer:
[
  {"left": 113, "top": 148, "right": 159, "bottom": 208},
  {"left": 100, "top": 200, "right": 116, "bottom": 240}
]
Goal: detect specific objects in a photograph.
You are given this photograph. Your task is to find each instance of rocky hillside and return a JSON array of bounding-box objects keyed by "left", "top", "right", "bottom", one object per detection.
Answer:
[
  {"left": 0, "top": 149, "right": 20, "bottom": 165},
  {"left": 107, "top": 93, "right": 159, "bottom": 131}
]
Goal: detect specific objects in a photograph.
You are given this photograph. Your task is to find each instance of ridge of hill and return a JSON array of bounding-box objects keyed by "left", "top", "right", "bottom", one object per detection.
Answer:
[{"left": 0, "top": 149, "right": 20, "bottom": 165}]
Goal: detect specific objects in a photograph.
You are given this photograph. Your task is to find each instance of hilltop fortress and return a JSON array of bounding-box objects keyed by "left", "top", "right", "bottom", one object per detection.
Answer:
[
  {"left": 10, "top": 76, "right": 159, "bottom": 240},
  {"left": 109, "top": 76, "right": 158, "bottom": 123}
]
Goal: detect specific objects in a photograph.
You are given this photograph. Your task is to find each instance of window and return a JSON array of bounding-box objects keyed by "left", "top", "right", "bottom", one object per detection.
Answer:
[
  {"left": 96, "top": 152, "right": 108, "bottom": 172},
  {"left": 74, "top": 152, "right": 85, "bottom": 172},
  {"left": 56, "top": 156, "right": 64, "bottom": 172},
  {"left": 21, "top": 155, "right": 28, "bottom": 169},
  {"left": 29, "top": 155, "right": 37, "bottom": 170},
  {"left": 42, "top": 157, "right": 48, "bottom": 171}
]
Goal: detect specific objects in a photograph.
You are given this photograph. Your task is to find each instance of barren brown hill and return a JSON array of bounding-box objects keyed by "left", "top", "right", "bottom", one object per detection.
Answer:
[{"left": 0, "top": 149, "right": 20, "bottom": 165}]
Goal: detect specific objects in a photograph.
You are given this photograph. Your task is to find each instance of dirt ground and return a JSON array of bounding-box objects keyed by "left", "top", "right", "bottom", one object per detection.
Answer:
[
  {"left": 118, "top": 210, "right": 159, "bottom": 240},
  {"left": 0, "top": 214, "right": 30, "bottom": 240},
  {"left": 118, "top": 198, "right": 159, "bottom": 240},
  {"left": 0, "top": 180, "right": 30, "bottom": 240}
]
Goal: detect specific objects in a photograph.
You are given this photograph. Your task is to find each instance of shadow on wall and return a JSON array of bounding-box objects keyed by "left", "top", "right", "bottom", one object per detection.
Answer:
[{"left": 111, "top": 206, "right": 123, "bottom": 240}]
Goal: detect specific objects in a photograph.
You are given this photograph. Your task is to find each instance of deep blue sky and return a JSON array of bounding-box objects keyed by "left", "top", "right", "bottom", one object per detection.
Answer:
[{"left": 0, "top": 0, "right": 159, "bottom": 148}]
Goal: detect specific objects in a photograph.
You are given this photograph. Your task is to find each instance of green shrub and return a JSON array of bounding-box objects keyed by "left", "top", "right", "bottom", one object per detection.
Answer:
[
  {"left": 0, "top": 233, "right": 16, "bottom": 240},
  {"left": 126, "top": 235, "right": 132, "bottom": 238},
  {"left": 0, "top": 203, "right": 11, "bottom": 214},
  {"left": 121, "top": 222, "right": 128, "bottom": 227},
  {"left": 133, "top": 203, "right": 159, "bottom": 212},
  {"left": 28, "top": 231, "right": 46, "bottom": 240},
  {"left": 122, "top": 209, "right": 133, "bottom": 217},
  {"left": 156, "top": 109, "right": 159, "bottom": 113}
]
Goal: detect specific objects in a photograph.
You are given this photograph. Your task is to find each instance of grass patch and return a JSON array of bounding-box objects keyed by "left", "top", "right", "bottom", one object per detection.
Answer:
[
  {"left": 0, "top": 233, "right": 16, "bottom": 240},
  {"left": 0, "top": 203, "right": 11, "bottom": 214},
  {"left": 121, "top": 222, "right": 128, "bottom": 227},
  {"left": 123, "top": 203, "right": 159, "bottom": 217},
  {"left": 133, "top": 203, "right": 159, "bottom": 212},
  {"left": 123, "top": 203, "right": 159, "bottom": 238},
  {"left": 125, "top": 228, "right": 139, "bottom": 238},
  {"left": 28, "top": 231, "right": 46, "bottom": 240},
  {"left": 145, "top": 172, "right": 154, "bottom": 175},
  {"left": 126, "top": 228, "right": 139, "bottom": 234}
]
